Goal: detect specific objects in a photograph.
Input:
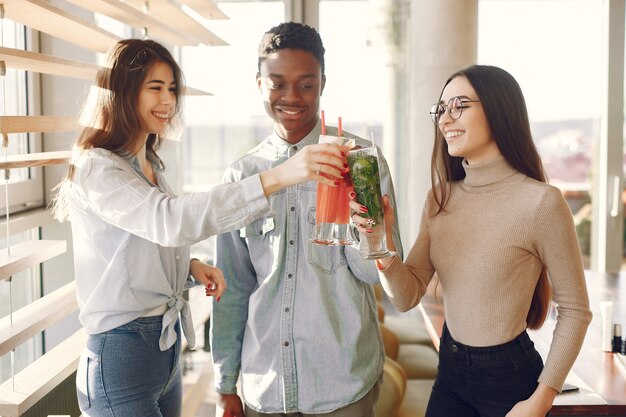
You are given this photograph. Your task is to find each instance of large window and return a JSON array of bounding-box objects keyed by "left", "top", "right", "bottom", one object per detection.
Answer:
[
  {"left": 181, "top": 1, "right": 285, "bottom": 190},
  {"left": 319, "top": 1, "right": 385, "bottom": 141},
  {"left": 0, "top": 230, "right": 43, "bottom": 384},
  {"left": 180, "top": 1, "right": 285, "bottom": 261},
  {"left": 0, "top": 20, "right": 46, "bottom": 384},
  {"left": 318, "top": 0, "right": 409, "bottom": 250},
  {"left": 318, "top": 0, "right": 409, "bottom": 168},
  {"left": 478, "top": 0, "right": 602, "bottom": 267},
  {"left": 0, "top": 21, "right": 44, "bottom": 215}
]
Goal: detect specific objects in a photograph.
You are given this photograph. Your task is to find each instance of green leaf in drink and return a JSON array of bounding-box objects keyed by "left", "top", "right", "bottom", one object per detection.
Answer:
[{"left": 348, "top": 153, "right": 384, "bottom": 224}]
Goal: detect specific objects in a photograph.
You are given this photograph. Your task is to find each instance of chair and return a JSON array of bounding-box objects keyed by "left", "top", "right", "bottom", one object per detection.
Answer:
[
  {"left": 397, "top": 379, "right": 434, "bottom": 417},
  {"left": 383, "top": 315, "right": 432, "bottom": 345},
  {"left": 375, "top": 357, "right": 407, "bottom": 417}
]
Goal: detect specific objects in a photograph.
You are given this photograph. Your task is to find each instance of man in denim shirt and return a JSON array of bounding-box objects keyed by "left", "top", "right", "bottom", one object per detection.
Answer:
[{"left": 211, "top": 22, "right": 402, "bottom": 417}]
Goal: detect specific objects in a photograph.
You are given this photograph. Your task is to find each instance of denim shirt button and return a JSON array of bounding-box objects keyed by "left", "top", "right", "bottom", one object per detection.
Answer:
[
  {"left": 290, "top": 206, "right": 295, "bottom": 211},
  {"left": 284, "top": 341, "right": 290, "bottom": 347},
  {"left": 289, "top": 240, "right": 294, "bottom": 245},
  {"left": 285, "top": 307, "right": 290, "bottom": 312},
  {"left": 451, "top": 344, "right": 459, "bottom": 353},
  {"left": 288, "top": 274, "right": 293, "bottom": 278}
]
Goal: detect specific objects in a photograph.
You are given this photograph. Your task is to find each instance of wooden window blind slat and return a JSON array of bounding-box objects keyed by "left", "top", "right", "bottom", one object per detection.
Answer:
[
  {"left": 0, "top": 151, "right": 72, "bottom": 170},
  {"left": 182, "top": 0, "right": 228, "bottom": 20},
  {"left": 0, "top": 281, "right": 77, "bottom": 357},
  {"left": 0, "top": 240, "right": 67, "bottom": 281},
  {"left": 0, "top": 329, "right": 86, "bottom": 417},
  {"left": 0, "top": 209, "right": 54, "bottom": 240},
  {"left": 2, "top": 0, "right": 120, "bottom": 53},
  {"left": 0, "top": 116, "right": 78, "bottom": 134},
  {"left": 0, "top": 52, "right": 213, "bottom": 95},
  {"left": 64, "top": 0, "right": 198, "bottom": 46},
  {"left": 0, "top": 47, "right": 98, "bottom": 80},
  {"left": 123, "top": 0, "right": 228, "bottom": 46}
]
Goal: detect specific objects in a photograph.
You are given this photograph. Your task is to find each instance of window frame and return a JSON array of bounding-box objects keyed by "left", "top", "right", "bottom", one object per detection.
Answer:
[{"left": 0, "top": 23, "right": 45, "bottom": 217}]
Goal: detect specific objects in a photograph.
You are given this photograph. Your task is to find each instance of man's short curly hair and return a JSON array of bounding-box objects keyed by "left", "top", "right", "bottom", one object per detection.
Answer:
[{"left": 258, "top": 22, "right": 325, "bottom": 76}]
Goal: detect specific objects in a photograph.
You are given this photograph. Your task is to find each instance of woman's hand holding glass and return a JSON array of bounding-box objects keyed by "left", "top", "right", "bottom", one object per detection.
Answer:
[
  {"left": 349, "top": 194, "right": 397, "bottom": 267},
  {"left": 259, "top": 143, "right": 345, "bottom": 196}
]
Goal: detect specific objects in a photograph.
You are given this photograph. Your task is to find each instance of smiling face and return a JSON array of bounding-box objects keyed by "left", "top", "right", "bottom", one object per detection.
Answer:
[
  {"left": 257, "top": 48, "right": 325, "bottom": 144},
  {"left": 439, "top": 76, "right": 501, "bottom": 164},
  {"left": 136, "top": 61, "right": 176, "bottom": 143}
]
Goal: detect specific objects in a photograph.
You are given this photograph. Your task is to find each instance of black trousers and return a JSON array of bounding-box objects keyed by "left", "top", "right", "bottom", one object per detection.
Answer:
[{"left": 425, "top": 324, "right": 545, "bottom": 417}]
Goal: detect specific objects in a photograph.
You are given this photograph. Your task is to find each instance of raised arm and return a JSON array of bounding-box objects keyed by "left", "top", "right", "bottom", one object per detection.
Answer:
[{"left": 72, "top": 145, "right": 345, "bottom": 247}]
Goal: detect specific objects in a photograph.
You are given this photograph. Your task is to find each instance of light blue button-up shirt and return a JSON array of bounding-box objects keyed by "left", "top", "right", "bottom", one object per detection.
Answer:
[
  {"left": 67, "top": 147, "right": 269, "bottom": 350},
  {"left": 211, "top": 122, "right": 403, "bottom": 414}
]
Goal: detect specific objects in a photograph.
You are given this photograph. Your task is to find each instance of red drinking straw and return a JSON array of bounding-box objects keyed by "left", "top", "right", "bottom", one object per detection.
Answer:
[
  {"left": 321, "top": 110, "right": 327, "bottom": 135},
  {"left": 338, "top": 116, "right": 342, "bottom": 137}
]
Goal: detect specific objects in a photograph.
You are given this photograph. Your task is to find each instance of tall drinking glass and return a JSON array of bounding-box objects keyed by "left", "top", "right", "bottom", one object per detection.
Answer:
[
  {"left": 346, "top": 146, "right": 390, "bottom": 258},
  {"left": 313, "top": 134, "right": 355, "bottom": 245}
]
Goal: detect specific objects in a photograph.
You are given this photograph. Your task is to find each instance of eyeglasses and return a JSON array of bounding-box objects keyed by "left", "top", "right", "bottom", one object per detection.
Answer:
[{"left": 430, "top": 96, "right": 480, "bottom": 125}]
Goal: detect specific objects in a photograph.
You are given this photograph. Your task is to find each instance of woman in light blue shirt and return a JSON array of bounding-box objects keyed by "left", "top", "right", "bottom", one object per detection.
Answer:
[{"left": 52, "top": 38, "right": 345, "bottom": 417}]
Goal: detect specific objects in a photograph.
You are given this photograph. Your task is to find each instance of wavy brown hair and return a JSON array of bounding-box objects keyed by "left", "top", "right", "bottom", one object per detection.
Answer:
[
  {"left": 431, "top": 65, "right": 552, "bottom": 330},
  {"left": 52, "top": 39, "right": 184, "bottom": 220},
  {"left": 78, "top": 38, "right": 183, "bottom": 159}
]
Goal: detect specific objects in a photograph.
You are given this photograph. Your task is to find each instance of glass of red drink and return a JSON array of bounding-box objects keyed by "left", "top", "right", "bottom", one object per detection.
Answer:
[{"left": 312, "top": 134, "right": 355, "bottom": 245}]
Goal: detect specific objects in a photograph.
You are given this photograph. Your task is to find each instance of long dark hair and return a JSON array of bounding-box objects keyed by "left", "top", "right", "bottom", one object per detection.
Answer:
[
  {"left": 431, "top": 65, "right": 552, "bottom": 329},
  {"left": 52, "top": 39, "right": 184, "bottom": 220}
]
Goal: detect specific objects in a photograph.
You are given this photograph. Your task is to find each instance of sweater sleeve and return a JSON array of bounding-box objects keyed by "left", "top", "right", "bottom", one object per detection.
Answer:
[
  {"left": 533, "top": 186, "right": 592, "bottom": 391},
  {"left": 379, "top": 192, "right": 436, "bottom": 312}
]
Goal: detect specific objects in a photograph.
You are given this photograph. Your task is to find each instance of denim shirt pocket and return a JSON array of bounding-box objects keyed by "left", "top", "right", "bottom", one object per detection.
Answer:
[
  {"left": 240, "top": 213, "right": 275, "bottom": 279},
  {"left": 305, "top": 207, "right": 347, "bottom": 274}
]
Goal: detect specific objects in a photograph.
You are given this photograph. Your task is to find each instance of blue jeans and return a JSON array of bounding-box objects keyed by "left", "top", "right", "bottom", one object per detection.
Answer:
[
  {"left": 425, "top": 324, "right": 544, "bottom": 417},
  {"left": 76, "top": 316, "right": 182, "bottom": 417}
]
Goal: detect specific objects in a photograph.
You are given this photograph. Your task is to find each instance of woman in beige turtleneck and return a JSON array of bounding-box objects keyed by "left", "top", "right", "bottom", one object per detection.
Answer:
[{"left": 351, "top": 65, "right": 592, "bottom": 417}]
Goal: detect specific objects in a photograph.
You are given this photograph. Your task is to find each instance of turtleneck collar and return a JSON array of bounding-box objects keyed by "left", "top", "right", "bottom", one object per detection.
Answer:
[{"left": 461, "top": 156, "right": 520, "bottom": 187}]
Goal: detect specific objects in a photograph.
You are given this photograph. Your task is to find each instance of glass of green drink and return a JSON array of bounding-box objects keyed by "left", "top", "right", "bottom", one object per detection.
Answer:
[{"left": 346, "top": 146, "right": 390, "bottom": 259}]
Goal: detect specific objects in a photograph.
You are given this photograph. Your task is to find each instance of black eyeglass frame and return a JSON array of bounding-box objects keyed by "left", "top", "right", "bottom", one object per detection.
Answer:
[{"left": 429, "top": 96, "right": 480, "bottom": 125}]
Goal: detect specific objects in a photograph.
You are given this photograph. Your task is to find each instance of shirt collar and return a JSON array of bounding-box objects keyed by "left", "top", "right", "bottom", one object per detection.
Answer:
[
  {"left": 122, "top": 152, "right": 163, "bottom": 187},
  {"left": 268, "top": 119, "right": 323, "bottom": 157},
  {"left": 123, "top": 151, "right": 162, "bottom": 169}
]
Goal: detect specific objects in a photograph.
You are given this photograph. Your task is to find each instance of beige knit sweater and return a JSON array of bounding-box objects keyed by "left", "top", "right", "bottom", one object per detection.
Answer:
[{"left": 380, "top": 156, "right": 592, "bottom": 391}]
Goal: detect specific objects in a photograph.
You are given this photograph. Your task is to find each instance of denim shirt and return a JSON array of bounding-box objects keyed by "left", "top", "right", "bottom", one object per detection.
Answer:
[
  {"left": 67, "top": 147, "right": 269, "bottom": 351},
  {"left": 211, "top": 122, "right": 403, "bottom": 413}
]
